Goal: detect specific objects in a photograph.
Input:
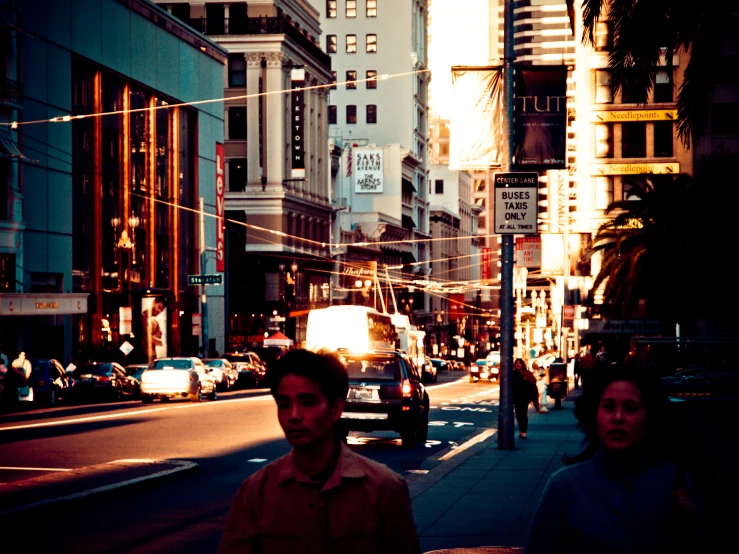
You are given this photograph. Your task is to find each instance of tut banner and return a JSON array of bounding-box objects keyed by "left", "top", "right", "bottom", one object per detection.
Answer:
[
  {"left": 215, "top": 142, "right": 225, "bottom": 272},
  {"left": 291, "top": 68, "right": 305, "bottom": 178},
  {"left": 514, "top": 66, "right": 567, "bottom": 169},
  {"left": 449, "top": 66, "right": 503, "bottom": 170}
]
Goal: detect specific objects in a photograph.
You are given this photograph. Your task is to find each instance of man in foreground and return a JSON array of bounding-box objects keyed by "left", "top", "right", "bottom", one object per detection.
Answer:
[{"left": 216, "top": 348, "right": 420, "bottom": 554}]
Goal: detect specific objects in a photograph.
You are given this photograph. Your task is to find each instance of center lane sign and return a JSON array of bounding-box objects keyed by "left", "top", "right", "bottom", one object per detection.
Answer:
[{"left": 493, "top": 172, "right": 539, "bottom": 235}]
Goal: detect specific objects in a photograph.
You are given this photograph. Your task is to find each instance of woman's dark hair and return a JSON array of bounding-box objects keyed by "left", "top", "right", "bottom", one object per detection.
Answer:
[
  {"left": 268, "top": 348, "right": 349, "bottom": 404},
  {"left": 514, "top": 358, "right": 526, "bottom": 369},
  {"left": 564, "top": 363, "right": 670, "bottom": 464}
]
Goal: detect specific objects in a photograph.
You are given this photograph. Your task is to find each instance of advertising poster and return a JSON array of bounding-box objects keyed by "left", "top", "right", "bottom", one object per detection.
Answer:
[
  {"left": 141, "top": 296, "right": 167, "bottom": 361},
  {"left": 514, "top": 66, "right": 568, "bottom": 168},
  {"left": 291, "top": 68, "right": 305, "bottom": 179},
  {"left": 354, "top": 148, "right": 383, "bottom": 193},
  {"left": 215, "top": 142, "right": 225, "bottom": 272}
]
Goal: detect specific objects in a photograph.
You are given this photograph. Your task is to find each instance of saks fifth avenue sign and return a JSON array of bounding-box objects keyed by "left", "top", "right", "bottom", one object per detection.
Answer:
[{"left": 354, "top": 148, "right": 384, "bottom": 193}]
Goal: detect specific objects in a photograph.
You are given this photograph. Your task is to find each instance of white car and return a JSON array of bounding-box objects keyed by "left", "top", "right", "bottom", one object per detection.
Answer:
[{"left": 140, "top": 357, "right": 218, "bottom": 403}]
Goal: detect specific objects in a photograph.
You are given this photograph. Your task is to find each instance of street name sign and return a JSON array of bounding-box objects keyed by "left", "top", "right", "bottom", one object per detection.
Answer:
[
  {"left": 187, "top": 274, "right": 222, "bottom": 285},
  {"left": 493, "top": 172, "right": 539, "bottom": 235}
]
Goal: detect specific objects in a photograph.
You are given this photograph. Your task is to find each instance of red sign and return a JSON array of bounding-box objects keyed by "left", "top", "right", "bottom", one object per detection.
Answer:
[
  {"left": 481, "top": 247, "right": 491, "bottom": 283},
  {"left": 448, "top": 293, "right": 465, "bottom": 320},
  {"left": 215, "top": 143, "right": 225, "bottom": 272}
]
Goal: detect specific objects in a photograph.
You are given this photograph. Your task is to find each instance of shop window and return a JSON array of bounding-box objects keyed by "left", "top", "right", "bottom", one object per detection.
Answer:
[
  {"left": 346, "top": 70, "right": 357, "bottom": 89},
  {"left": 328, "top": 105, "right": 337, "bottom": 124},
  {"left": 367, "top": 70, "right": 377, "bottom": 89},
  {"left": 229, "top": 107, "right": 246, "bottom": 140},
  {"left": 228, "top": 55, "right": 246, "bottom": 87},
  {"left": 595, "top": 70, "right": 612, "bottom": 104},
  {"left": 366, "top": 104, "right": 377, "bottom": 123},
  {"left": 229, "top": 158, "right": 247, "bottom": 192},
  {"left": 366, "top": 34, "right": 377, "bottom": 53},
  {"left": 347, "top": 105, "right": 357, "bottom": 124},
  {"left": 0, "top": 253, "right": 15, "bottom": 292},
  {"left": 621, "top": 122, "right": 646, "bottom": 158},
  {"left": 653, "top": 122, "right": 673, "bottom": 157}
]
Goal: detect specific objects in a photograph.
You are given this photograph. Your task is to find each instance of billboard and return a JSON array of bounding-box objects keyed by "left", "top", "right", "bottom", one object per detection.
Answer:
[
  {"left": 449, "top": 66, "right": 503, "bottom": 170},
  {"left": 514, "top": 66, "right": 568, "bottom": 168},
  {"left": 354, "top": 148, "right": 384, "bottom": 193},
  {"left": 141, "top": 296, "right": 167, "bottom": 361},
  {"left": 215, "top": 142, "right": 225, "bottom": 272},
  {"left": 291, "top": 68, "right": 305, "bottom": 178}
]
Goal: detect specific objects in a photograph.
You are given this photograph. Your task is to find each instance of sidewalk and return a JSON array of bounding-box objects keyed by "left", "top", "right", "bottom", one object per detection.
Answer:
[
  {"left": 408, "top": 388, "right": 582, "bottom": 553},
  {"left": 0, "top": 458, "right": 199, "bottom": 518}
]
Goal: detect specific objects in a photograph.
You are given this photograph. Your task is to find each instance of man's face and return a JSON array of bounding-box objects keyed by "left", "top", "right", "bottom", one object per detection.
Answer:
[
  {"left": 276, "top": 374, "right": 343, "bottom": 449},
  {"left": 151, "top": 301, "right": 164, "bottom": 317}
]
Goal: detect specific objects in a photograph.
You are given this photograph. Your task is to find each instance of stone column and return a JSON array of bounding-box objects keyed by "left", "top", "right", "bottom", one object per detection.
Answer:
[
  {"left": 246, "top": 53, "right": 262, "bottom": 185},
  {"left": 265, "top": 52, "right": 286, "bottom": 188}
]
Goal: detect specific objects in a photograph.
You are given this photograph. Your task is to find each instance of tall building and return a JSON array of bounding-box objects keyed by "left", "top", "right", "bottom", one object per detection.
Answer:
[
  {"left": 0, "top": 0, "right": 226, "bottom": 363},
  {"left": 161, "top": 1, "right": 334, "bottom": 347},
  {"left": 320, "top": 1, "right": 432, "bottom": 327}
]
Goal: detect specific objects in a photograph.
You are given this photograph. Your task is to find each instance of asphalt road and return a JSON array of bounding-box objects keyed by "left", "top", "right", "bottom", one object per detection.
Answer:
[{"left": 0, "top": 370, "right": 501, "bottom": 553}]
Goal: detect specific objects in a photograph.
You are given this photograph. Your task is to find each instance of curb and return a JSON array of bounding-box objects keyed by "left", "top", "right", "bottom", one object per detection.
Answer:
[{"left": 0, "top": 459, "right": 199, "bottom": 517}]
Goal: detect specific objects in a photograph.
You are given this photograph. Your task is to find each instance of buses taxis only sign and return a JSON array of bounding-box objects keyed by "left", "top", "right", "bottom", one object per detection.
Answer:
[{"left": 493, "top": 172, "right": 538, "bottom": 235}]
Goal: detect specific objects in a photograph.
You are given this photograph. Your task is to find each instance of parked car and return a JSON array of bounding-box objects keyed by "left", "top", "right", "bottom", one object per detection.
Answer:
[
  {"left": 29, "top": 358, "right": 75, "bottom": 406},
  {"left": 203, "top": 358, "right": 237, "bottom": 390},
  {"left": 429, "top": 358, "right": 449, "bottom": 373},
  {"left": 140, "top": 357, "right": 218, "bottom": 403},
  {"left": 420, "top": 356, "right": 438, "bottom": 383},
  {"left": 248, "top": 345, "right": 289, "bottom": 372},
  {"left": 73, "top": 362, "right": 140, "bottom": 401},
  {"left": 244, "top": 352, "right": 268, "bottom": 386},
  {"left": 124, "top": 364, "right": 148, "bottom": 397},
  {"left": 223, "top": 352, "right": 258, "bottom": 389},
  {"left": 470, "top": 358, "right": 499, "bottom": 383},
  {"left": 339, "top": 350, "right": 429, "bottom": 447}
]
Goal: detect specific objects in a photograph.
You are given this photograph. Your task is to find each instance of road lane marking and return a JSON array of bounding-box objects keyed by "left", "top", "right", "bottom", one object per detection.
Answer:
[
  {"left": 406, "top": 469, "right": 429, "bottom": 474},
  {"left": 248, "top": 459, "right": 267, "bottom": 463},
  {"left": 0, "top": 466, "right": 73, "bottom": 472},
  {"left": 424, "top": 377, "right": 466, "bottom": 390},
  {"left": 0, "top": 394, "right": 272, "bottom": 432},
  {"left": 438, "top": 429, "right": 497, "bottom": 461}
]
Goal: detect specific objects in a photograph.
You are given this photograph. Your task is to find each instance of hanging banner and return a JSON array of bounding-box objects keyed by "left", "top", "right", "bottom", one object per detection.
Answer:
[
  {"left": 481, "top": 247, "right": 492, "bottom": 283},
  {"left": 215, "top": 142, "right": 225, "bottom": 272},
  {"left": 449, "top": 66, "right": 503, "bottom": 170},
  {"left": 291, "top": 68, "right": 305, "bottom": 178},
  {"left": 354, "top": 148, "right": 383, "bottom": 193},
  {"left": 514, "top": 66, "right": 568, "bottom": 169}
]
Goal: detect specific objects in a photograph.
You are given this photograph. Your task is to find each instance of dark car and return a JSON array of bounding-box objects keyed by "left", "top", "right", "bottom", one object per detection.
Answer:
[
  {"left": 29, "top": 358, "right": 75, "bottom": 406},
  {"left": 244, "top": 352, "right": 268, "bottom": 386},
  {"left": 420, "top": 356, "right": 438, "bottom": 383},
  {"left": 124, "top": 364, "right": 148, "bottom": 397},
  {"left": 223, "top": 352, "right": 258, "bottom": 389},
  {"left": 248, "top": 345, "right": 289, "bottom": 371},
  {"left": 73, "top": 362, "right": 140, "bottom": 401},
  {"left": 339, "top": 350, "right": 429, "bottom": 447}
]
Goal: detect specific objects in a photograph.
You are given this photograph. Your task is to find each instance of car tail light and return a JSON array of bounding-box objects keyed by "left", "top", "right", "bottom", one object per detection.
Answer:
[
  {"left": 37, "top": 380, "right": 46, "bottom": 387},
  {"left": 401, "top": 378, "right": 412, "bottom": 397},
  {"left": 98, "top": 375, "right": 110, "bottom": 382}
]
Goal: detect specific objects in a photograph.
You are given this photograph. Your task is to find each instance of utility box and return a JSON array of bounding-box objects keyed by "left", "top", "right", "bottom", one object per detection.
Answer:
[{"left": 547, "top": 362, "right": 568, "bottom": 406}]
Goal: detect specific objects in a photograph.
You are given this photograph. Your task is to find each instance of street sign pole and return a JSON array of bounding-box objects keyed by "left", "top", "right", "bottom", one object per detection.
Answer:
[
  {"left": 499, "top": 0, "right": 516, "bottom": 451},
  {"left": 200, "top": 197, "right": 208, "bottom": 357}
]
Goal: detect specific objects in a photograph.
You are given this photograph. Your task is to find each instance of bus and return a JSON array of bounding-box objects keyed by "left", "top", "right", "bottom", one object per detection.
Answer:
[{"left": 306, "top": 306, "right": 398, "bottom": 353}]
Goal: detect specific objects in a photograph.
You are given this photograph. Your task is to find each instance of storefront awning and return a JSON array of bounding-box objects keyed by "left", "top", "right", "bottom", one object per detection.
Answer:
[
  {"left": 0, "top": 293, "right": 89, "bottom": 315},
  {"left": 402, "top": 214, "right": 417, "bottom": 230}
]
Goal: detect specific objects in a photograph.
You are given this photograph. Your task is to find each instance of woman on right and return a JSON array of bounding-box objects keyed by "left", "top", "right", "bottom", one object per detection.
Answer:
[{"left": 524, "top": 364, "right": 703, "bottom": 554}]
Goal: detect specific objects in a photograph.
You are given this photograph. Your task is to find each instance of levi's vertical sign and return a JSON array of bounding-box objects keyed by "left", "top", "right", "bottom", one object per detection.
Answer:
[
  {"left": 215, "top": 143, "right": 225, "bottom": 272},
  {"left": 493, "top": 172, "right": 538, "bottom": 235},
  {"left": 291, "top": 68, "right": 305, "bottom": 179}
]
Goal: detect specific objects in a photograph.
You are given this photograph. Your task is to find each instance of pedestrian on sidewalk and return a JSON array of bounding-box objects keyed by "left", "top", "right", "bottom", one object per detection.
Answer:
[
  {"left": 216, "top": 349, "right": 420, "bottom": 554},
  {"left": 524, "top": 364, "right": 703, "bottom": 554},
  {"left": 579, "top": 347, "right": 596, "bottom": 389},
  {"left": 513, "top": 358, "right": 540, "bottom": 439}
]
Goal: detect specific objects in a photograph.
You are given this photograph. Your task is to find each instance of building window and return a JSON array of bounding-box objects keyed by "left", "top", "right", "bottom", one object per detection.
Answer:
[
  {"left": 331, "top": 71, "right": 337, "bottom": 90},
  {"left": 326, "top": 34, "right": 337, "bottom": 53},
  {"left": 621, "top": 122, "right": 646, "bottom": 158},
  {"left": 228, "top": 55, "right": 246, "bottom": 87},
  {"left": 594, "top": 176, "right": 613, "bottom": 210},
  {"left": 366, "top": 34, "right": 377, "bottom": 53},
  {"left": 710, "top": 103, "right": 739, "bottom": 135},
  {"left": 327, "top": 1, "right": 337, "bottom": 18},
  {"left": 621, "top": 73, "right": 642, "bottom": 104},
  {"left": 229, "top": 158, "right": 247, "bottom": 192},
  {"left": 654, "top": 70, "right": 673, "bottom": 102},
  {"left": 347, "top": 105, "right": 357, "bottom": 124},
  {"left": 653, "top": 122, "right": 673, "bottom": 157},
  {"left": 595, "top": 124, "right": 613, "bottom": 158},
  {"left": 366, "top": 70, "right": 377, "bottom": 89},
  {"left": 367, "top": 0, "right": 377, "bottom": 17},
  {"left": 346, "top": 70, "right": 357, "bottom": 89},
  {"left": 346, "top": 34, "right": 357, "bottom": 53},
  {"left": 622, "top": 177, "right": 646, "bottom": 201},
  {"left": 594, "top": 21, "right": 612, "bottom": 52},
  {"left": 346, "top": 0, "right": 356, "bottom": 17},
  {"left": 229, "top": 106, "right": 247, "bottom": 140},
  {"left": 595, "top": 70, "right": 612, "bottom": 104},
  {"left": 0, "top": 253, "right": 15, "bottom": 291},
  {"left": 0, "top": 158, "right": 7, "bottom": 221},
  {"left": 435, "top": 179, "right": 444, "bottom": 194},
  {"left": 367, "top": 104, "right": 377, "bottom": 123},
  {"left": 328, "top": 105, "right": 337, "bottom": 124}
]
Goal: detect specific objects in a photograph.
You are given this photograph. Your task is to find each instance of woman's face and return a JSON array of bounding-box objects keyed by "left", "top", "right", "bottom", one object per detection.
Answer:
[
  {"left": 514, "top": 360, "right": 524, "bottom": 370},
  {"left": 596, "top": 380, "right": 648, "bottom": 452}
]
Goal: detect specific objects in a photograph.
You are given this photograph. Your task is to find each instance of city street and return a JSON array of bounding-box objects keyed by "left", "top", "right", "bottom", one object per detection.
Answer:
[{"left": 0, "top": 370, "right": 501, "bottom": 553}]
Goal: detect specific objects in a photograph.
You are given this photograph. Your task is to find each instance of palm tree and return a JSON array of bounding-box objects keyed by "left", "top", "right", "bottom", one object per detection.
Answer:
[
  {"left": 574, "top": 0, "right": 739, "bottom": 147},
  {"left": 591, "top": 174, "right": 694, "bottom": 323}
]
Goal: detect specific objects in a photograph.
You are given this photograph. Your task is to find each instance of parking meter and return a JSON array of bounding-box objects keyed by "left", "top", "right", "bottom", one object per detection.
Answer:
[{"left": 547, "top": 362, "right": 568, "bottom": 409}]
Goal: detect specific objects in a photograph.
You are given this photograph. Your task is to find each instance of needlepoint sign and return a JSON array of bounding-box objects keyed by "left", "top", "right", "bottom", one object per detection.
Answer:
[{"left": 493, "top": 172, "right": 538, "bottom": 235}]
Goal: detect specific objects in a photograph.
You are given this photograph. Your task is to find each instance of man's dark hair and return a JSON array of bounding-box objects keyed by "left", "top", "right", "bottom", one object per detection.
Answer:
[{"left": 268, "top": 349, "right": 349, "bottom": 404}]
